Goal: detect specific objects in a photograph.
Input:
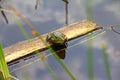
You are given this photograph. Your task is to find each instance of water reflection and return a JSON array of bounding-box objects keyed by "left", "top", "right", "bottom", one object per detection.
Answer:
[
  {"left": 3, "top": 0, "right": 120, "bottom": 80},
  {"left": 51, "top": 43, "right": 68, "bottom": 59}
]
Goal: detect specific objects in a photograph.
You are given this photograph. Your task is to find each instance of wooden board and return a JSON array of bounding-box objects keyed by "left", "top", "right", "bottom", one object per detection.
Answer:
[{"left": 3, "top": 20, "right": 102, "bottom": 63}]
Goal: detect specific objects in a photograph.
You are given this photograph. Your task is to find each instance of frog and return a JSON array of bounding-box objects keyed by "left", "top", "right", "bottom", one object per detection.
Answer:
[
  {"left": 46, "top": 31, "right": 67, "bottom": 45},
  {"left": 46, "top": 31, "right": 68, "bottom": 59}
]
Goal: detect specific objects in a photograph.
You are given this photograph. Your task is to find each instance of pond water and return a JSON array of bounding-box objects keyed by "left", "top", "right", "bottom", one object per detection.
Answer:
[{"left": 0, "top": 0, "right": 120, "bottom": 80}]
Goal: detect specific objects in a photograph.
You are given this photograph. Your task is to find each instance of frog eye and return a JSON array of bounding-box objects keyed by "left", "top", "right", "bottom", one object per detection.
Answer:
[{"left": 46, "top": 33, "right": 54, "bottom": 43}]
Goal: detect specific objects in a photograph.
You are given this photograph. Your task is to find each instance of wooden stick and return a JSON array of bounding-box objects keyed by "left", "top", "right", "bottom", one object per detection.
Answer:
[{"left": 4, "top": 20, "right": 102, "bottom": 63}]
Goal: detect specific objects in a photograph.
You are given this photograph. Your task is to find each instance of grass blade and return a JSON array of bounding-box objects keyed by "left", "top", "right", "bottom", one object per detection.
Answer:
[
  {"left": 0, "top": 42, "right": 19, "bottom": 80},
  {"left": 10, "top": 11, "right": 59, "bottom": 80},
  {"left": 86, "top": 0, "right": 93, "bottom": 20},
  {"left": 9, "top": 4, "right": 76, "bottom": 79},
  {"left": 35, "top": 33, "right": 76, "bottom": 80},
  {"left": 102, "top": 41, "right": 112, "bottom": 80},
  {"left": 85, "top": 0, "right": 94, "bottom": 79},
  {"left": 0, "top": 70, "right": 5, "bottom": 80},
  {"left": 44, "top": 61, "right": 59, "bottom": 80},
  {"left": 86, "top": 34, "right": 94, "bottom": 80},
  {"left": 0, "top": 42, "right": 10, "bottom": 80}
]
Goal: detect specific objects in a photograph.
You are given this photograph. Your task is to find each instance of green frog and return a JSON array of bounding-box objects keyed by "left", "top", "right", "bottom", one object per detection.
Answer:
[
  {"left": 46, "top": 31, "right": 68, "bottom": 59},
  {"left": 46, "top": 31, "right": 67, "bottom": 45}
]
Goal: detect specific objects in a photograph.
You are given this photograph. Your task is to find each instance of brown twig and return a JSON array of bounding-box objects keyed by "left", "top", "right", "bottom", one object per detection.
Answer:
[
  {"left": 62, "top": 0, "right": 69, "bottom": 25},
  {"left": 35, "top": 0, "right": 40, "bottom": 10},
  {"left": 0, "top": 6, "right": 8, "bottom": 23},
  {"left": 109, "top": 25, "right": 120, "bottom": 35}
]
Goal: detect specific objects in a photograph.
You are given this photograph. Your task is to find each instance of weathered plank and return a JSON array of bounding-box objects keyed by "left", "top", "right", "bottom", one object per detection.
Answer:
[{"left": 4, "top": 20, "right": 102, "bottom": 63}]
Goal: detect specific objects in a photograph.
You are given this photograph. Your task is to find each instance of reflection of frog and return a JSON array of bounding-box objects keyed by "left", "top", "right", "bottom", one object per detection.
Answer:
[
  {"left": 46, "top": 31, "right": 67, "bottom": 45},
  {"left": 51, "top": 43, "right": 67, "bottom": 59},
  {"left": 46, "top": 31, "right": 68, "bottom": 59}
]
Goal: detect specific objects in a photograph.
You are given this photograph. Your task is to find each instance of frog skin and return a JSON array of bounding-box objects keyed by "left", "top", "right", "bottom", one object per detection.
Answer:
[
  {"left": 46, "top": 31, "right": 68, "bottom": 59},
  {"left": 46, "top": 31, "right": 67, "bottom": 45}
]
